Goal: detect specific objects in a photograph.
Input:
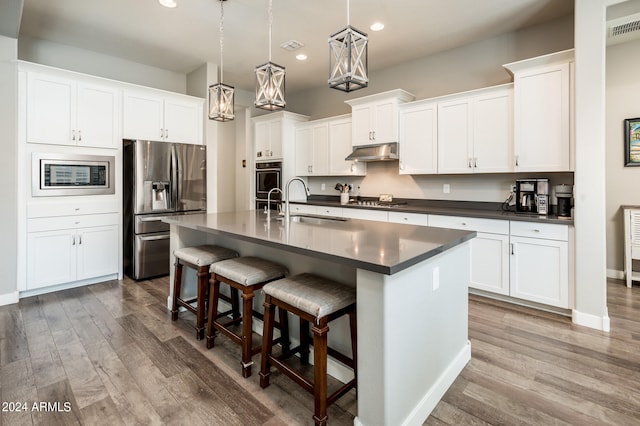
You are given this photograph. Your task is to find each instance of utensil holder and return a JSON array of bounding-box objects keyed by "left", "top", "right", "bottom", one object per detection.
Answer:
[{"left": 340, "top": 192, "right": 349, "bottom": 205}]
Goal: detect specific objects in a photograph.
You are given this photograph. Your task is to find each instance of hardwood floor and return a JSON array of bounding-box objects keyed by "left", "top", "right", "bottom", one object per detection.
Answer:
[{"left": 1, "top": 277, "right": 639, "bottom": 425}]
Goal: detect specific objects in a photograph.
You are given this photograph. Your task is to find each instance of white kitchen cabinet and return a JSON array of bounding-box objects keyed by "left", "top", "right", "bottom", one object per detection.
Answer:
[
  {"left": 123, "top": 89, "right": 203, "bottom": 144},
  {"left": 288, "top": 203, "right": 318, "bottom": 215},
  {"left": 345, "top": 89, "right": 415, "bottom": 147},
  {"left": 429, "top": 215, "right": 510, "bottom": 295},
  {"left": 27, "top": 213, "right": 119, "bottom": 290},
  {"left": 342, "top": 208, "right": 389, "bottom": 222},
  {"left": 295, "top": 122, "right": 329, "bottom": 176},
  {"left": 26, "top": 72, "right": 121, "bottom": 149},
  {"left": 328, "top": 116, "right": 365, "bottom": 176},
  {"left": 437, "top": 85, "right": 513, "bottom": 174},
  {"left": 398, "top": 101, "right": 438, "bottom": 175},
  {"left": 509, "top": 221, "right": 569, "bottom": 308},
  {"left": 388, "top": 211, "right": 429, "bottom": 226},
  {"left": 315, "top": 206, "right": 344, "bottom": 217},
  {"left": 504, "top": 50, "right": 573, "bottom": 172},
  {"left": 254, "top": 111, "right": 309, "bottom": 162}
]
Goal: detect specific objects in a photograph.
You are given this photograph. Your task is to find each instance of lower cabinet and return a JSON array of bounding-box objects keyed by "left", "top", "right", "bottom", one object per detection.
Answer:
[
  {"left": 27, "top": 214, "right": 119, "bottom": 290},
  {"left": 470, "top": 233, "right": 510, "bottom": 296}
]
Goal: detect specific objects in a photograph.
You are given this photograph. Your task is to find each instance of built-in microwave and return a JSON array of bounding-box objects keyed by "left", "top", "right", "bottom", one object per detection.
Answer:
[{"left": 32, "top": 153, "right": 115, "bottom": 196}]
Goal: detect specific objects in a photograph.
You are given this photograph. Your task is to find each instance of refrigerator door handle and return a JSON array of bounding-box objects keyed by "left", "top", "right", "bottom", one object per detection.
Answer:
[
  {"left": 171, "top": 143, "right": 179, "bottom": 211},
  {"left": 138, "top": 234, "right": 170, "bottom": 242}
]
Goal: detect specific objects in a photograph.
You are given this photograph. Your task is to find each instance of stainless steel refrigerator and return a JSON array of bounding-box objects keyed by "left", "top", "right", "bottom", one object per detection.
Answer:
[{"left": 123, "top": 139, "right": 207, "bottom": 280}]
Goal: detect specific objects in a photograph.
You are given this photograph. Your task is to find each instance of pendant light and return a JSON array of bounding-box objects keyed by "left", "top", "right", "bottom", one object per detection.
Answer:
[
  {"left": 328, "top": 0, "right": 368, "bottom": 92},
  {"left": 254, "top": 0, "right": 286, "bottom": 110},
  {"left": 209, "top": 0, "right": 235, "bottom": 121}
]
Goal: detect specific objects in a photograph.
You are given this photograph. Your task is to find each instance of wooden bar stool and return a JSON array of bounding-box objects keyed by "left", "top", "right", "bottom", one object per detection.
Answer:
[
  {"left": 259, "top": 273, "right": 357, "bottom": 426},
  {"left": 206, "top": 256, "right": 289, "bottom": 378},
  {"left": 171, "top": 245, "right": 239, "bottom": 340}
]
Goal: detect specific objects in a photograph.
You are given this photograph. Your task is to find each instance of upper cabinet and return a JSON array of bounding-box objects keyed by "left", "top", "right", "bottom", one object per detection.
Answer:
[
  {"left": 345, "top": 89, "right": 415, "bottom": 147},
  {"left": 399, "top": 101, "right": 438, "bottom": 175},
  {"left": 438, "top": 85, "right": 513, "bottom": 174},
  {"left": 254, "top": 111, "right": 309, "bottom": 162},
  {"left": 294, "top": 115, "right": 365, "bottom": 177},
  {"left": 504, "top": 49, "right": 573, "bottom": 172},
  {"left": 123, "top": 89, "right": 204, "bottom": 144},
  {"left": 26, "top": 72, "right": 121, "bottom": 149}
]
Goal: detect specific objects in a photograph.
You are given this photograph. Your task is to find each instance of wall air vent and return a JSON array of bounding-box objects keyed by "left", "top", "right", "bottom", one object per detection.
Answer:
[
  {"left": 280, "top": 40, "right": 304, "bottom": 51},
  {"left": 607, "top": 13, "right": 640, "bottom": 46}
]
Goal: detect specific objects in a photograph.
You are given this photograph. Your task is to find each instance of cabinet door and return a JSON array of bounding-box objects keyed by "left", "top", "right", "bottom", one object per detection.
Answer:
[
  {"left": 77, "top": 82, "right": 120, "bottom": 149},
  {"left": 311, "top": 124, "right": 329, "bottom": 175},
  {"left": 437, "top": 99, "right": 473, "bottom": 174},
  {"left": 470, "top": 233, "right": 510, "bottom": 295},
  {"left": 513, "top": 63, "right": 570, "bottom": 171},
  {"left": 372, "top": 100, "right": 397, "bottom": 143},
  {"left": 351, "top": 105, "right": 373, "bottom": 146},
  {"left": 329, "top": 119, "right": 364, "bottom": 175},
  {"left": 473, "top": 89, "right": 513, "bottom": 173},
  {"left": 399, "top": 102, "right": 438, "bottom": 174},
  {"left": 295, "top": 126, "right": 312, "bottom": 175},
  {"left": 388, "top": 211, "right": 429, "bottom": 226},
  {"left": 342, "top": 208, "right": 388, "bottom": 222},
  {"left": 76, "top": 225, "right": 119, "bottom": 280},
  {"left": 26, "top": 73, "right": 76, "bottom": 145},
  {"left": 510, "top": 236, "right": 569, "bottom": 308},
  {"left": 255, "top": 121, "right": 270, "bottom": 160},
  {"left": 123, "top": 91, "right": 165, "bottom": 141},
  {"left": 27, "top": 229, "right": 76, "bottom": 289},
  {"left": 164, "top": 96, "right": 203, "bottom": 144}
]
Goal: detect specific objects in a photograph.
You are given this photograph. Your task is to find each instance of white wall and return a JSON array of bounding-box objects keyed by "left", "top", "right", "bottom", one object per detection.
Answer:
[
  {"left": 606, "top": 37, "right": 640, "bottom": 274},
  {"left": 0, "top": 35, "right": 18, "bottom": 302},
  {"left": 18, "top": 35, "right": 187, "bottom": 93}
]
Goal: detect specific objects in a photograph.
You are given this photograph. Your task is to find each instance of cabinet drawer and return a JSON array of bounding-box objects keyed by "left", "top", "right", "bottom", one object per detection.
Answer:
[
  {"left": 315, "top": 206, "right": 343, "bottom": 217},
  {"left": 289, "top": 204, "right": 318, "bottom": 215},
  {"left": 429, "top": 215, "right": 509, "bottom": 234},
  {"left": 510, "top": 221, "right": 568, "bottom": 241},
  {"left": 388, "top": 211, "right": 429, "bottom": 226},
  {"left": 28, "top": 213, "right": 119, "bottom": 233},
  {"left": 28, "top": 201, "right": 118, "bottom": 218},
  {"left": 342, "top": 208, "right": 388, "bottom": 222}
]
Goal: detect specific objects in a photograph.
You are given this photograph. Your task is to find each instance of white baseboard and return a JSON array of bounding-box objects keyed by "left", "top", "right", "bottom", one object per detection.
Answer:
[
  {"left": 19, "top": 274, "right": 119, "bottom": 299},
  {"left": 607, "top": 269, "right": 624, "bottom": 280},
  {"left": 0, "top": 291, "right": 19, "bottom": 306},
  {"left": 572, "top": 308, "right": 610, "bottom": 332}
]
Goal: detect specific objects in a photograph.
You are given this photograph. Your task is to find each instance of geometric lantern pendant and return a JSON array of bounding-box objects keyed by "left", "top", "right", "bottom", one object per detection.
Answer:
[
  {"left": 255, "top": 61, "right": 286, "bottom": 110},
  {"left": 209, "top": 82, "right": 235, "bottom": 121},
  {"left": 328, "top": 25, "right": 368, "bottom": 92}
]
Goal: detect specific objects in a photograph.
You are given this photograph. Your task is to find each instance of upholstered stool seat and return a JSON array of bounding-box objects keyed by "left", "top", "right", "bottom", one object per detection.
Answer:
[
  {"left": 171, "top": 245, "right": 239, "bottom": 340},
  {"left": 206, "top": 257, "right": 289, "bottom": 377},
  {"left": 259, "top": 273, "right": 357, "bottom": 426}
]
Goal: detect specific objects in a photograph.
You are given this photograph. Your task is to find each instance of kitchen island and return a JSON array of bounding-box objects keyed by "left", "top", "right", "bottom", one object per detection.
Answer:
[{"left": 164, "top": 210, "right": 475, "bottom": 426}]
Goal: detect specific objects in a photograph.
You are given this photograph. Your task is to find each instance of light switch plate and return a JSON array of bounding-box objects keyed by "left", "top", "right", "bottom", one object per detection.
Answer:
[{"left": 379, "top": 193, "right": 393, "bottom": 202}]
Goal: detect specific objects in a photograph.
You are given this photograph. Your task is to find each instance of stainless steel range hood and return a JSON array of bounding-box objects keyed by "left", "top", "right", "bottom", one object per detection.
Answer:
[{"left": 345, "top": 142, "right": 398, "bottom": 162}]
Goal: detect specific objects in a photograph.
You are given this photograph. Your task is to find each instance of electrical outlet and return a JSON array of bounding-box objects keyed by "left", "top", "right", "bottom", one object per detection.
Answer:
[
  {"left": 510, "top": 184, "right": 516, "bottom": 193},
  {"left": 321, "top": 183, "right": 326, "bottom": 190},
  {"left": 443, "top": 184, "right": 450, "bottom": 194}
]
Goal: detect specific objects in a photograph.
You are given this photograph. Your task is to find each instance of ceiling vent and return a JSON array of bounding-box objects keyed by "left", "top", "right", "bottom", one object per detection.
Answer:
[
  {"left": 607, "top": 13, "right": 640, "bottom": 46},
  {"left": 280, "top": 39, "right": 304, "bottom": 51}
]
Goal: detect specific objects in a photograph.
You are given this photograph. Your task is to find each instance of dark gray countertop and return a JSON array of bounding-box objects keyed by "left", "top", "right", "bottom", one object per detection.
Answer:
[
  {"left": 295, "top": 196, "right": 574, "bottom": 225},
  {"left": 163, "top": 210, "right": 476, "bottom": 275}
]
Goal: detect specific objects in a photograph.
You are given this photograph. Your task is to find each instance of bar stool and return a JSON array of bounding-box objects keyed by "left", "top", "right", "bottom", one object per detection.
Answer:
[
  {"left": 206, "top": 256, "right": 289, "bottom": 378},
  {"left": 259, "top": 273, "right": 357, "bottom": 426},
  {"left": 171, "top": 245, "right": 239, "bottom": 340}
]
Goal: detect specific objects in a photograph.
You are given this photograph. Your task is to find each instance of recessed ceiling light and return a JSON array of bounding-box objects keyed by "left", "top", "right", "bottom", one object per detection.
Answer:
[
  {"left": 158, "top": 0, "right": 177, "bottom": 8},
  {"left": 370, "top": 22, "right": 385, "bottom": 31},
  {"left": 296, "top": 54, "right": 308, "bottom": 61}
]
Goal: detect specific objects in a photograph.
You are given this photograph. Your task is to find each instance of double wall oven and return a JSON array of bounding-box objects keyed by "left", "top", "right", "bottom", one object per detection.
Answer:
[{"left": 255, "top": 161, "right": 282, "bottom": 211}]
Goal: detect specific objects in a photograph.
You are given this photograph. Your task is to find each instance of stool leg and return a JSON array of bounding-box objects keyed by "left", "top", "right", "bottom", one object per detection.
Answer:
[
  {"left": 231, "top": 288, "right": 241, "bottom": 319},
  {"left": 195, "top": 266, "right": 208, "bottom": 340},
  {"left": 206, "top": 277, "right": 221, "bottom": 349},
  {"left": 278, "top": 307, "right": 290, "bottom": 353},
  {"left": 312, "top": 319, "right": 329, "bottom": 426},
  {"left": 299, "top": 318, "right": 310, "bottom": 365},
  {"left": 349, "top": 309, "right": 358, "bottom": 396},
  {"left": 171, "top": 260, "right": 183, "bottom": 321},
  {"left": 240, "top": 288, "right": 256, "bottom": 377},
  {"left": 259, "top": 296, "right": 276, "bottom": 388}
]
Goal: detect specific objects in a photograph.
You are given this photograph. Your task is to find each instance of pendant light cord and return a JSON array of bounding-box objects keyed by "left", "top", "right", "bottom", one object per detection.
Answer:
[
  {"left": 347, "top": 0, "right": 350, "bottom": 25},
  {"left": 219, "top": 0, "right": 224, "bottom": 82},
  {"left": 268, "top": 0, "right": 273, "bottom": 62}
]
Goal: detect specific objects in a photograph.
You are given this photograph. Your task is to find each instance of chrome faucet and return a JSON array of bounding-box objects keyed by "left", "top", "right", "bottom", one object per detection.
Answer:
[
  {"left": 266, "top": 187, "right": 282, "bottom": 220},
  {"left": 284, "top": 176, "right": 311, "bottom": 222}
]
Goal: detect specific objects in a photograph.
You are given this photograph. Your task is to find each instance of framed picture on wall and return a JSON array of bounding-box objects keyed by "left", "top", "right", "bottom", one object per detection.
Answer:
[{"left": 625, "top": 117, "right": 640, "bottom": 166}]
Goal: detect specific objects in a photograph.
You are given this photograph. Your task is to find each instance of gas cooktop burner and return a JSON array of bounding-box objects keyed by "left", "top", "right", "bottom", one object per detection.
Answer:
[{"left": 353, "top": 200, "right": 408, "bottom": 208}]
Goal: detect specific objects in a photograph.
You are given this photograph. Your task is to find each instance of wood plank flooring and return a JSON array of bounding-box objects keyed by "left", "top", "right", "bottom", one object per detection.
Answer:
[{"left": 1, "top": 277, "right": 639, "bottom": 425}]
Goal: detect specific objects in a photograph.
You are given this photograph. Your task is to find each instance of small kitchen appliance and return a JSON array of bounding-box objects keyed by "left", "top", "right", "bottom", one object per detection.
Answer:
[
  {"left": 515, "top": 178, "right": 549, "bottom": 214},
  {"left": 555, "top": 184, "right": 573, "bottom": 218}
]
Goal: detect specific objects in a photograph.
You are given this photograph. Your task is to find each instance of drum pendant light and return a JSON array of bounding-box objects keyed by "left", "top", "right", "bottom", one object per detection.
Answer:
[
  {"left": 209, "top": 0, "right": 235, "bottom": 121},
  {"left": 254, "top": 0, "right": 286, "bottom": 110},
  {"left": 328, "top": 0, "right": 368, "bottom": 92}
]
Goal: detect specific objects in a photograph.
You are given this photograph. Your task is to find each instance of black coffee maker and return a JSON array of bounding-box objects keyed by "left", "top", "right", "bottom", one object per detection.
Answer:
[
  {"left": 555, "top": 184, "right": 573, "bottom": 218},
  {"left": 515, "top": 179, "right": 549, "bottom": 214}
]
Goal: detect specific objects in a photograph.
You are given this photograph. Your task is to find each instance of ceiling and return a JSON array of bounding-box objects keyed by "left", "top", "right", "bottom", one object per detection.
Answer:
[{"left": 12, "top": 0, "right": 574, "bottom": 93}]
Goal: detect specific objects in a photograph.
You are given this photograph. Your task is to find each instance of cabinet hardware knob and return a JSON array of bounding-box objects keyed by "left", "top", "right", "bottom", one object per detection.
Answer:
[
  {"left": 515, "top": 155, "right": 519, "bottom": 167},
  {"left": 161, "top": 128, "right": 164, "bottom": 138},
  {"left": 461, "top": 222, "right": 467, "bottom": 226},
  {"left": 78, "top": 130, "right": 82, "bottom": 141},
  {"left": 72, "top": 130, "right": 76, "bottom": 141},
  {"left": 511, "top": 243, "right": 514, "bottom": 255},
  {"left": 474, "top": 158, "right": 478, "bottom": 168},
  {"left": 78, "top": 235, "right": 82, "bottom": 245},
  {"left": 468, "top": 159, "right": 472, "bottom": 168},
  {"left": 165, "top": 129, "right": 169, "bottom": 139},
  {"left": 72, "top": 236, "right": 76, "bottom": 246},
  {"left": 533, "top": 229, "right": 540, "bottom": 233}
]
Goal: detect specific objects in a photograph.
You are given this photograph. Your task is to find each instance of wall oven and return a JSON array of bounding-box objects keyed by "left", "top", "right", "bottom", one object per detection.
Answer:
[
  {"left": 32, "top": 153, "right": 115, "bottom": 196},
  {"left": 255, "top": 161, "right": 281, "bottom": 210}
]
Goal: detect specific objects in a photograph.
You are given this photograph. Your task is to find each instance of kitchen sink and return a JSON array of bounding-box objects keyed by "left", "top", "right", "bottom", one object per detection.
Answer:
[{"left": 275, "top": 214, "right": 349, "bottom": 225}]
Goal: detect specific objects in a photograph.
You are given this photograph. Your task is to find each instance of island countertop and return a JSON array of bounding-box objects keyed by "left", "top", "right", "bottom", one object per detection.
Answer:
[{"left": 163, "top": 210, "right": 476, "bottom": 275}]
